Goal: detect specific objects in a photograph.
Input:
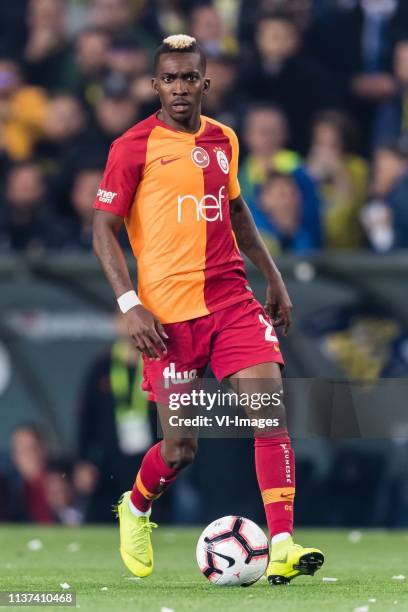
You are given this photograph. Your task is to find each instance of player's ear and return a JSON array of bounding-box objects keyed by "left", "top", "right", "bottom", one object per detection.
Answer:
[
  {"left": 152, "top": 78, "right": 159, "bottom": 96},
  {"left": 203, "top": 78, "right": 210, "bottom": 95}
]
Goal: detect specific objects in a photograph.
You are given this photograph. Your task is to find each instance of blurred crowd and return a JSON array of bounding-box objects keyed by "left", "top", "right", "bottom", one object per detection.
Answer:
[
  {"left": 2, "top": 417, "right": 408, "bottom": 527},
  {"left": 1, "top": 0, "right": 408, "bottom": 255}
]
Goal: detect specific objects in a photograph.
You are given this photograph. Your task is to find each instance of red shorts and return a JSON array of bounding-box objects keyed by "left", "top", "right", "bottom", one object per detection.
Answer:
[{"left": 142, "top": 298, "right": 284, "bottom": 403}]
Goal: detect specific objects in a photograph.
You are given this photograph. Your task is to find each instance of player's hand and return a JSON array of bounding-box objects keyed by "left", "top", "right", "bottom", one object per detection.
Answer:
[
  {"left": 265, "top": 275, "right": 293, "bottom": 335},
  {"left": 124, "top": 305, "right": 168, "bottom": 360}
]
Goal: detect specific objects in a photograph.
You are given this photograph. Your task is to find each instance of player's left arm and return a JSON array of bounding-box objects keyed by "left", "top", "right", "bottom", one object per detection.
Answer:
[
  {"left": 230, "top": 194, "right": 292, "bottom": 334},
  {"left": 226, "top": 127, "right": 292, "bottom": 333}
]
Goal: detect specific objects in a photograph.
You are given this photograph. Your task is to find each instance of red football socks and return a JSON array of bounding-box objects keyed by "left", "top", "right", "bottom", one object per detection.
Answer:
[
  {"left": 254, "top": 435, "right": 296, "bottom": 537},
  {"left": 130, "top": 442, "right": 179, "bottom": 512}
]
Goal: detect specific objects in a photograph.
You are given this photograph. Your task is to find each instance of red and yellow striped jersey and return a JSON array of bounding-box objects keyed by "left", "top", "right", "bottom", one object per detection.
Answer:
[{"left": 93, "top": 112, "right": 252, "bottom": 323}]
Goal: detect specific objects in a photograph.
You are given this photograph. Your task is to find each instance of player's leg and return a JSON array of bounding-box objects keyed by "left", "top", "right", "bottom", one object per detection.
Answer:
[
  {"left": 117, "top": 401, "right": 199, "bottom": 578},
  {"left": 210, "top": 300, "right": 324, "bottom": 585},
  {"left": 117, "top": 314, "right": 208, "bottom": 576},
  {"left": 129, "top": 405, "right": 199, "bottom": 514},
  {"left": 230, "top": 361, "right": 324, "bottom": 585}
]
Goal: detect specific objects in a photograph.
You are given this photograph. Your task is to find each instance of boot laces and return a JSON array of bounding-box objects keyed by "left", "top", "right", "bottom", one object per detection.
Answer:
[{"left": 131, "top": 518, "right": 157, "bottom": 556}]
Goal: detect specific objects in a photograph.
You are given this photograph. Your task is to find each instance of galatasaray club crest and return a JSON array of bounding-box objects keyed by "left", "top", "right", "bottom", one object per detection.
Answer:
[{"left": 215, "top": 148, "right": 229, "bottom": 174}]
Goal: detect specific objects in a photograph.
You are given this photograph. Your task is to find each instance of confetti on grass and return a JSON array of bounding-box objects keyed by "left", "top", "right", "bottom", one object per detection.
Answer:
[
  {"left": 27, "top": 539, "right": 43, "bottom": 551},
  {"left": 348, "top": 531, "right": 362, "bottom": 543},
  {"left": 322, "top": 577, "right": 338, "bottom": 582}
]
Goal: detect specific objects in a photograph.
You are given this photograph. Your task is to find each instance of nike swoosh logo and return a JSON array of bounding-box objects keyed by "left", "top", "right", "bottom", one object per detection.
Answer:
[
  {"left": 123, "top": 550, "right": 152, "bottom": 567},
  {"left": 161, "top": 157, "right": 181, "bottom": 165},
  {"left": 210, "top": 550, "right": 235, "bottom": 568},
  {"left": 280, "top": 493, "right": 293, "bottom": 499}
]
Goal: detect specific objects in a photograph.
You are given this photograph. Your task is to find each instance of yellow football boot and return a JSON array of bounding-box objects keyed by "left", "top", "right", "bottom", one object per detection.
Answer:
[
  {"left": 116, "top": 491, "right": 157, "bottom": 578},
  {"left": 267, "top": 535, "right": 324, "bottom": 585}
]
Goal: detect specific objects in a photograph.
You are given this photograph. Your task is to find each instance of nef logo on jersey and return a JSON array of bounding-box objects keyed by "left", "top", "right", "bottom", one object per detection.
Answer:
[
  {"left": 177, "top": 185, "right": 225, "bottom": 223},
  {"left": 215, "top": 148, "right": 229, "bottom": 174},
  {"left": 163, "top": 362, "right": 198, "bottom": 389},
  {"left": 191, "top": 146, "right": 210, "bottom": 168},
  {"left": 97, "top": 189, "right": 118, "bottom": 204}
]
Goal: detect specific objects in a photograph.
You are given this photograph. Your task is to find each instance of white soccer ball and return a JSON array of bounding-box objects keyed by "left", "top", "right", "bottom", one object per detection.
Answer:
[{"left": 196, "top": 515, "right": 269, "bottom": 586}]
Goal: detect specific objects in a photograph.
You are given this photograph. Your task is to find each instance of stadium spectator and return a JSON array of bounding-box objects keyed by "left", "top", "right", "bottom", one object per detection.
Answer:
[
  {"left": 90, "top": 0, "right": 135, "bottom": 34},
  {"left": 0, "top": 58, "right": 48, "bottom": 163},
  {"left": 23, "top": 0, "right": 73, "bottom": 90},
  {"left": 201, "top": 55, "right": 240, "bottom": 129},
  {"left": 45, "top": 460, "right": 82, "bottom": 525},
  {"left": 361, "top": 145, "right": 408, "bottom": 251},
  {"left": 0, "top": 1, "right": 28, "bottom": 60},
  {"left": 237, "top": 0, "right": 314, "bottom": 47},
  {"left": 152, "top": 0, "right": 187, "bottom": 38},
  {"left": 8, "top": 424, "right": 54, "bottom": 523},
  {"left": 240, "top": 12, "right": 340, "bottom": 153},
  {"left": 189, "top": 4, "right": 238, "bottom": 57},
  {"left": 307, "top": 110, "right": 368, "bottom": 248},
  {"left": 107, "top": 34, "right": 149, "bottom": 81},
  {"left": 75, "top": 315, "right": 157, "bottom": 522},
  {"left": 372, "top": 40, "right": 408, "bottom": 150},
  {"left": 239, "top": 105, "right": 321, "bottom": 249},
  {"left": 249, "top": 172, "right": 321, "bottom": 253},
  {"left": 308, "top": 0, "right": 405, "bottom": 95},
  {"left": 307, "top": 0, "right": 408, "bottom": 150},
  {"left": 35, "top": 94, "right": 90, "bottom": 217},
  {"left": 0, "top": 162, "right": 65, "bottom": 253},
  {"left": 129, "top": 72, "right": 157, "bottom": 114},
  {"left": 42, "top": 94, "right": 87, "bottom": 147},
  {"left": 89, "top": 0, "right": 156, "bottom": 52},
  {"left": 66, "top": 167, "right": 103, "bottom": 250},
  {"left": 66, "top": 27, "right": 111, "bottom": 108},
  {"left": 92, "top": 90, "right": 140, "bottom": 153}
]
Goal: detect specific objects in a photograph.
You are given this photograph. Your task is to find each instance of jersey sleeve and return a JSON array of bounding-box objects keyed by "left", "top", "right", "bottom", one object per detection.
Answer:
[
  {"left": 228, "top": 128, "right": 241, "bottom": 200},
  {"left": 93, "top": 136, "right": 146, "bottom": 217}
]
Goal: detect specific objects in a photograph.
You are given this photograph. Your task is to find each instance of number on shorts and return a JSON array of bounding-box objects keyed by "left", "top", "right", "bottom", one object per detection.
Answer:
[{"left": 259, "top": 314, "right": 278, "bottom": 342}]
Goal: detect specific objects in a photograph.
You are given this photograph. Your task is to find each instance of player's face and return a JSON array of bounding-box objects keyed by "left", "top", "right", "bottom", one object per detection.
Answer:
[{"left": 152, "top": 52, "right": 209, "bottom": 124}]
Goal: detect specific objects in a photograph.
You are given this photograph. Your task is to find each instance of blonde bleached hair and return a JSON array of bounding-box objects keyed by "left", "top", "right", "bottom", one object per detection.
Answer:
[
  {"left": 154, "top": 34, "right": 206, "bottom": 73},
  {"left": 162, "top": 34, "right": 197, "bottom": 50}
]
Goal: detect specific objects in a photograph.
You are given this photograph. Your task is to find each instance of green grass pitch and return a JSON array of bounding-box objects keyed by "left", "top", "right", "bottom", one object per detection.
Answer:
[{"left": 0, "top": 526, "right": 407, "bottom": 612}]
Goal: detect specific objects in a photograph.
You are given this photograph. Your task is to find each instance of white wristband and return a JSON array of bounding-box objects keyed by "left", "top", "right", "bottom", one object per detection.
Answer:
[{"left": 117, "top": 290, "right": 140, "bottom": 313}]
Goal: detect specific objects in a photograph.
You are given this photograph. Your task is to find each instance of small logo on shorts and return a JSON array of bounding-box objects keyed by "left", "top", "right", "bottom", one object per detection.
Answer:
[
  {"left": 191, "top": 146, "right": 210, "bottom": 168},
  {"left": 163, "top": 362, "right": 198, "bottom": 389},
  {"left": 259, "top": 314, "right": 278, "bottom": 342}
]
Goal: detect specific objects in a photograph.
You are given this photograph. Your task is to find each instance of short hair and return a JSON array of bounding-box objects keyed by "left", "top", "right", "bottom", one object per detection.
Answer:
[
  {"left": 245, "top": 102, "right": 288, "bottom": 122},
  {"left": 11, "top": 422, "right": 47, "bottom": 446},
  {"left": 154, "top": 34, "right": 207, "bottom": 74},
  {"left": 374, "top": 143, "right": 408, "bottom": 160},
  {"left": 264, "top": 171, "right": 295, "bottom": 186},
  {"left": 257, "top": 10, "right": 298, "bottom": 27},
  {"left": 312, "top": 110, "right": 359, "bottom": 154}
]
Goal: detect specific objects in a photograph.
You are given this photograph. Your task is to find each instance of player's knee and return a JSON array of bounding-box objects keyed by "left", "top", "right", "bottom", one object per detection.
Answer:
[{"left": 163, "top": 439, "right": 198, "bottom": 470}]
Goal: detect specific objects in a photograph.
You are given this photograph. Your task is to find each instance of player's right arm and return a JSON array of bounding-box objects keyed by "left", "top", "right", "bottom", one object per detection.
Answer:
[
  {"left": 93, "top": 211, "right": 168, "bottom": 360},
  {"left": 92, "top": 137, "right": 168, "bottom": 360}
]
